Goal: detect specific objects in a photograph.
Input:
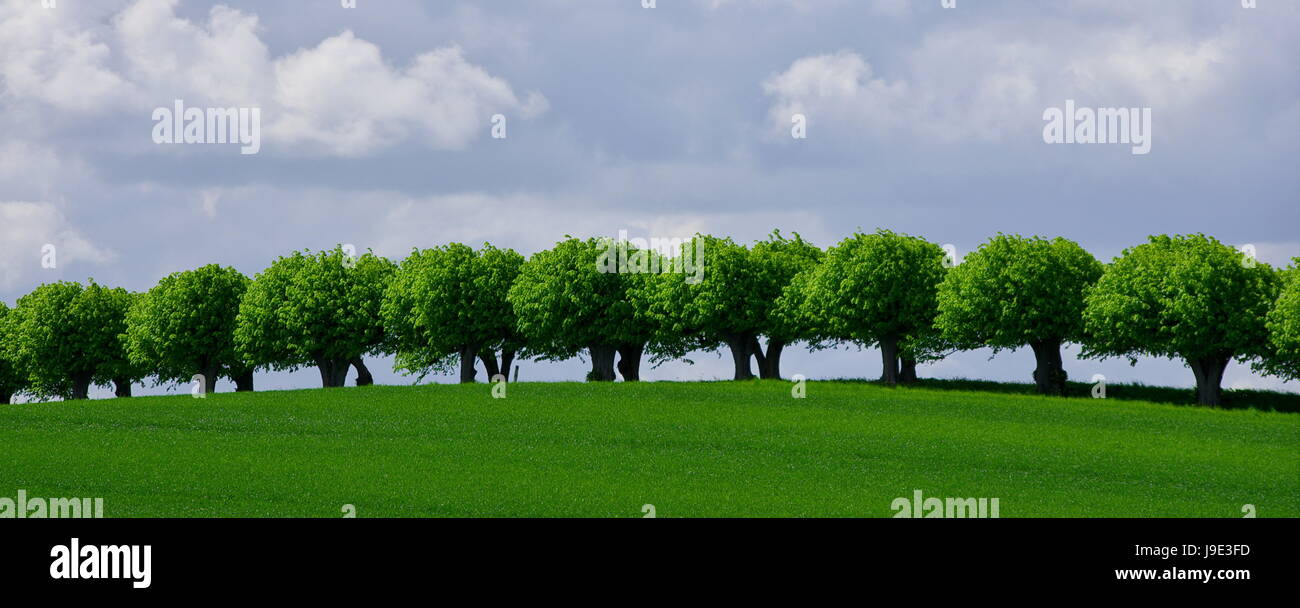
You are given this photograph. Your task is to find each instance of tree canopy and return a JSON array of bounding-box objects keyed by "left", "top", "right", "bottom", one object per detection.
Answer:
[
  {"left": 1256, "top": 260, "right": 1300, "bottom": 382},
  {"left": 636, "top": 231, "right": 824, "bottom": 380},
  {"left": 235, "top": 247, "right": 395, "bottom": 388},
  {"left": 803, "top": 230, "right": 946, "bottom": 385},
  {"left": 382, "top": 243, "right": 527, "bottom": 383},
  {"left": 509, "top": 237, "right": 656, "bottom": 381},
  {"left": 936, "top": 234, "right": 1103, "bottom": 395},
  {"left": 124, "top": 264, "right": 251, "bottom": 394},
  {"left": 0, "top": 302, "right": 31, "bottom": 404},
  {"left": 5, "top": 281, "right": 139, "bottom": 400},
  {"left": 1082, "top": 234, "right": 1280, "bottom": 405}
]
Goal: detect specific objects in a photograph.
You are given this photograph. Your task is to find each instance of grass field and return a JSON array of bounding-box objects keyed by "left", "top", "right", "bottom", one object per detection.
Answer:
[{"left": 2, "top": 381, "right": 1296, "bottom": 517}]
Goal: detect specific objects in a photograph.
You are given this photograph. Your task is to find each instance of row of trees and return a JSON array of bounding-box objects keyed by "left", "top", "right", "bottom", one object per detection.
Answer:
[{"left": 1, "top": 232, "right": 1296, "bottom": 406}]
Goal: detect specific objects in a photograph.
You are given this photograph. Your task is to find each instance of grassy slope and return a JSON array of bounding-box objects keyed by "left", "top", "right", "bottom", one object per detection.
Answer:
[{"left": 1, "top": 381, "right": 1296, "bottom": 517}]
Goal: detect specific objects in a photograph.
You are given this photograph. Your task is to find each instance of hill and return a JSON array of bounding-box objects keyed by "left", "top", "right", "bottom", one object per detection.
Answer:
[{"left": 2, "top": 381, "right": 1295, "bottom": 517}]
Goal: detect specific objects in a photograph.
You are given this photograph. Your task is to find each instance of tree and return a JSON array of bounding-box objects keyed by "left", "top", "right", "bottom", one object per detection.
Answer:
[
  {"left": 746, "top": 231, "right": 824, "bottom": 379},
  {"left": 936, "top": 235, "right": 1103, "bottom": 395},
  {"left": 6, "top": 281, "right": 139, "bottom": 400},
  {"left": 804, "top": 230, "right": 946, "bottom": 385},
  {"left": 235, "top": 247, "right": 396, "bottom": 388},
  {"left": 634, "top": 235, "right": 759, "bottom": 380},
  {"left": 1256, "top": 260, "right": 1300, "bottom": 381},
  {"left": 0, "top": 302, "right": 31, "bottom": 404},
  {"left": 1082, "top": 234, "right": 1280, "bottom": 406},
  {"left": 124, "top": 264, "right": 252, "bottom": 394},
  {"left": 639, "top": 232, "right": 823, "bottom": 380},
  {"left": 382, "top": 243, "right": 528, "bottom": 383},
  {"left": 104, "top": 290, "right": 150, "bottom": 397},
  {"left": 509, "top": 237, "right": 655, "bottom": 381}
]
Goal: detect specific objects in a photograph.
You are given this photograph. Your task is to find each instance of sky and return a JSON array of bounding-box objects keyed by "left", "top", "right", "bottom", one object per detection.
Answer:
[{"left": 1, "top": 0, "right": 1297, "bottom": 397}]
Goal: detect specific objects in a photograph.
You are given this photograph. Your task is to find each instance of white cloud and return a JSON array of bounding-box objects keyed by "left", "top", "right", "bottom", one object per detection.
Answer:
[
  {"left": 114, "top": 0, "right": 272, "bottom": 106},
  {"left": 271, "top": 33, "right": 547, "bottom": 156},
  {"left": 0, "top": 140, "right": 92, "bottom": 196},
  {"left": 764, "top": 21, "right": 1236, "bottom": 143},
  {"left": 0, "top": 0, "right": 128, "bottom": 112},
  {"left": 0, "top": 0, "right": 546, "bottom": 156},
  {"left": 762, "top": 50, "right": 915, "bottom": 139},
  {"left": 0, "top": 202, "right": 115, "bottom": 289}
]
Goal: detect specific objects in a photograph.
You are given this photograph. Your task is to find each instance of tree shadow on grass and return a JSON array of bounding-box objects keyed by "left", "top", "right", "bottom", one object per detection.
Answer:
[{"left": 827, "top": 377, "right": 1300, "bottom": 413}]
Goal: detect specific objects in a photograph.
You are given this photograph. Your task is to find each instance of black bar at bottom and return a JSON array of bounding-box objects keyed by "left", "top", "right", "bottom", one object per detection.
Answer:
[{"left": 1, "top": 517, "right": 1290, "bottom": 595}]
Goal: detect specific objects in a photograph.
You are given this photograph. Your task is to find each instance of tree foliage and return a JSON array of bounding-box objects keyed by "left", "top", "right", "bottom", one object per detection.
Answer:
[
  {"left": 1257, "top": 259, "right": 1300, "bottom": 381},
  {"left": 5, "top": 281, "right": 139, "bottom": 399},
  {"left": 936, "top": 234, "right": 1103, "bottom": 394},
  {"left": 509, "top": 237, "right": 655, "bottom": 381},
  {"left": 1082, "top": 234, "right": 1279, "bottom": 405},
  {"left": 0, "top": 302, "right": 31, "bottom": 404},
  {"left": 636, "top": 231, "right": 824, "bottom": 380},
  {"left": 803, "top": 229, "right": 945, "bottom": 385},
  {"left": 235, "top": 247, "right": 395, "bottom": 387},
  {"left": 124, "top": 264, "right": 251, "bottom": 393},
  {"left": 382, "top": 243, "right": 527, "bottom": 383}
]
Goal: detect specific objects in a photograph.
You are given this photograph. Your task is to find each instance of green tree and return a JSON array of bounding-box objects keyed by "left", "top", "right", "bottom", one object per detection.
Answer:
[
  {"left": 1082, "top": 234, "right": 1280, "bottom": 406},
  {"left": 772, "top": 266, "right": 832, "bottom": 371},
  {"left": 382, "top": 243, "right": 528, "bottom": 383},
  {"left": 6, "top": 281, "right": 140, "bottom": 400},
  {"left": 0, "top": 302, "right": 31, "bottom": 404},
  {"left": 638, "top": 232, "right": 823, "bottom": 380},
  {"left": 936, "top": 234, "right": 1103, "bottom": 396},
  {"left": 235, "top": 247, "right": 396, "bottom": 388},
  {"left": 1256, "top": 260, "right": 1300, "bottom": 381},
  {"left": 124, "top": 264, "right": 253, "bottom": 394},
  {"left": 746, "top": 231, "right": 824, "bottom": 379},
  {"left": 634, "top": 235, "right": 757, "bottom": 379},
  {"left": 804, "top": 230, "right": 946, "bottom": 385},
  {"left": 509, "top": 237, "right": 656, "bottom": 381}
]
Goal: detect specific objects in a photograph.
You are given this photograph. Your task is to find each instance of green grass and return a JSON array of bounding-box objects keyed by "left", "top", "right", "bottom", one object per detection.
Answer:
[{"left": 1, "top": 381, "right": 1296, "bottom": 517}]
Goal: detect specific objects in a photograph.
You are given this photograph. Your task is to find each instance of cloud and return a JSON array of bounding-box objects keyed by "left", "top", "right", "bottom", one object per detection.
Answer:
[
  {"left": 763, "top": 20, "right": 1237, "bottom": 144},
  {"left": 0, "top": 0, "right": 546, "bottom": 156},
  {"left": 0, "top": 202, "right": 115, "bottom": 290},
  {"left": 113, "top": 0, "right": 272, "bottom": 106},
  {"left": 0, "top": 0, "right": 128, "bottom": 112},
  {"left": 761, "top": 50, "right": 915, "bottom": 139},
  {"left": 271, "top": 33, "right": 547, "bottom": 156}
]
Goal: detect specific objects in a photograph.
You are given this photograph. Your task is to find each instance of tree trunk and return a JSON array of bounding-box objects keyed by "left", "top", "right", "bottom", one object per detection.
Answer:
[
  {"left": 233, "top": 370, "right": 254, "bottom": 392},
  {"left": 501, "top": 349, "right": 516, "bottom": 382},
  {"left": 458, "top": 346, "right": 479, "bottom": 384},
  {"left": 1030, "top": 340, "right": 1066, "bottom": 396},
  {"left": 113, "top": 378, "right": 132, "bottom": 398},
  {"left": 316, "top": 359, "right": 350, "bottom": 388},
  {"left": 753, "top": 337, "right": 785, "bottom": 380},
  {"left": 1188, "top": 355, "right": 1229, "bottom": 406},
  {"left": 725, "top": 333, "right": 755, "bottom": 380},
  {"left": 879, "top": 337, "right": 900, "bottom": 386},
  {"left": 899, "top": 356, "right": 918, "bottom": 384},
  {"left": 200, "top": 364, "right": 221, "bottom": 394},
  {"left": 617, "top": 343, "right": 644, "bottom": 382},
  {"left": 350, "top": 357, "right": 374, "bottom": 386},
  {"left": 588, "top": 345, "right": 617, "bottom": 382},
  {"left": 70, "top": 372, "right": 93, "bottom": 400},
  {"left": 478, "top": 349, "right": 501, "bottom": 379}
]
